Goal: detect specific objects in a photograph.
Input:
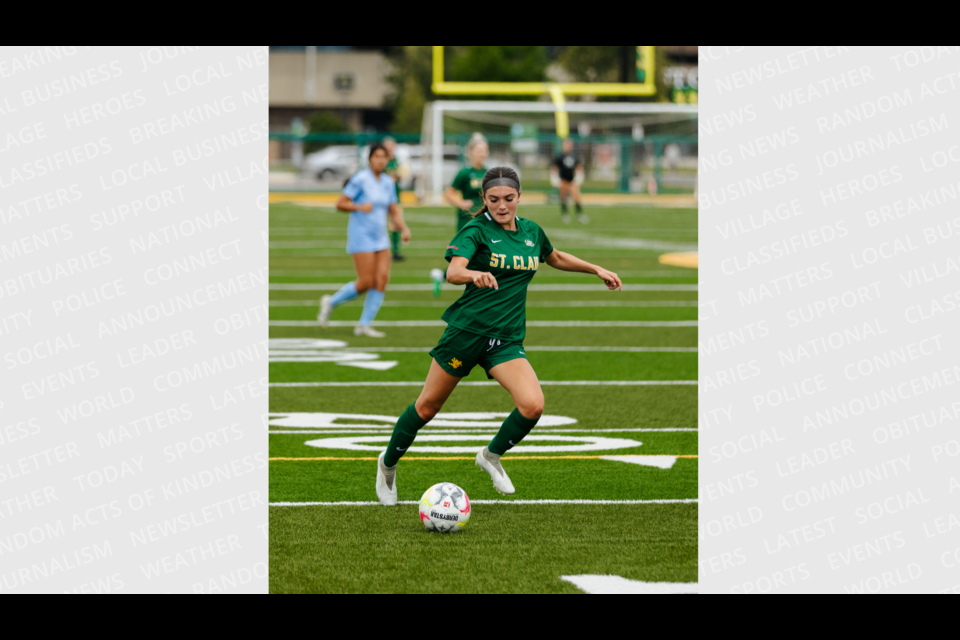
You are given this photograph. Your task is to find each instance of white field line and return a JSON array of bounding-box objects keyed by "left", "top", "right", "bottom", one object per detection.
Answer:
[
  {"left": 345, "top": 346, "right": 697, "bottom": 353},
  {"left": 544, "top": 229, "right": 697, "bottom": 253},
  {"left": 270, "top": 381, "right": 697, "bottom": 387},
  {"left": 269, "top": 499, "right": 698, "bottom": 507},
  {"left": 272, "top": 241, "right": 698, "bottom": 250},
  {"left": 269, "top": 428, "right": 697, "bottom": 434},
  {"left": 270, "top": 321, "right": 697, "bottom": 327},
  {"left": 269, "top": 283, "right": 697, "bottom": 291},
  {"left": 561, "top": 576, "right": 698, "bottom": 595},
  {"left": 269, "top": 228, "right": 698, "bottom": 236},
  {"left": 270, "top": 270, "right": 697, "bottom": 278},
  {"left": 269, "top": 300, "right": 698, "bottom": 308},
  {"left": 272, "top": 241, "right": 467, "bottom": 249}
]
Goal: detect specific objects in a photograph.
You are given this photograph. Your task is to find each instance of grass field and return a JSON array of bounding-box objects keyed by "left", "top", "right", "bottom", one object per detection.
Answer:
[{"left": 268, "top": 200, "right": 698, "bottom": 594}]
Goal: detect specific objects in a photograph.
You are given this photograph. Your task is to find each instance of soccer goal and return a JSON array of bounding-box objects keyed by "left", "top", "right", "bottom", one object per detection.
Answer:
[{"left": 419, "top": 101, "right": 698, "bottom": 204}]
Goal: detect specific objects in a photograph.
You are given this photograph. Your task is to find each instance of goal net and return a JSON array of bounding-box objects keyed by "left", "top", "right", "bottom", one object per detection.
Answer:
[{"left": 419, "top": 101, "right": 697, "bottom": 204}]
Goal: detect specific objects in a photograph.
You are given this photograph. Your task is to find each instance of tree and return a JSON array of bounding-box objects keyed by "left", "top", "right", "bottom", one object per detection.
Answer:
[
  {"left": 384, "top": 46, "right": 552, "bottom": 131},
  {"left": 384, "top": 46, "right": 435, "bottom": 133},
  {"left": 448, "top": 46, "right": 549, "bottom": 84},
  {"left": 304, "top": 111, "right": 345, "bottom": 153},
  {"left": 557, "top": 46, "right": 621, "bottom": 83},
  {"left": 557, "top": 46, "right": 669, "bottom": 102}
]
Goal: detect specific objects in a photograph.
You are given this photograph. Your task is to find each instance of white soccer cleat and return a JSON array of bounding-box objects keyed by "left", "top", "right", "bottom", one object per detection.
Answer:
[
  {"left": 355, "top": 325, "right": 386, "bottom": 338},
  {"left": 317, "top": 295, "right": 332, "bottom": 328},
  {"left": 577, "top": 213, "right": 590, "bottom": 224},
  {"left": 376, "top": 451, "right": 398, "bottom": 506},
  {"left": 476, "top": 448, "right": 515, "bottom": 495}
]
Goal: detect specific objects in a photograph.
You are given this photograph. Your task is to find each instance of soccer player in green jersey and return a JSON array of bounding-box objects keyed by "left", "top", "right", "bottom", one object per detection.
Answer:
[
  {"left": 377, "top": 167, "right": 623, "bottom": 505},
  {"left": 383, "top": 137, "right": 405, "bottom": 261},
  {"left": 445, "top": 133, "right": 489, "bottom": 230},
  {"left": 430, "top": 134, "right": 490, "bottom": 296}
]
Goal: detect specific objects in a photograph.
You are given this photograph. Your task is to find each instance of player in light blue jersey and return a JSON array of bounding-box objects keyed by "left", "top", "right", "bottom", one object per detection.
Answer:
[{"left": 318, "top": 143, "right": 411, "bottom": 337}]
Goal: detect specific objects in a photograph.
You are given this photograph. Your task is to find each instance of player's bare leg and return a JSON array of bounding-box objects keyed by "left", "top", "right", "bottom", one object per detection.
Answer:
[
  {"left": 571, "top": 183, "right": 588, "bottom": 224},
  {"left": 559, "top": 181, "right": 572, "bottom": 223},
  {"left": 378, "top": 360, "right": 462, "bottom": 505},
  {"left": 355, "top": 249, "right": 391, "bottom": 338},
  {"left": 478, "top": 358, "right": 544, "bottom": 495},
  {"left": 319, "top": 250, "right": 376, "bottom": 327}
]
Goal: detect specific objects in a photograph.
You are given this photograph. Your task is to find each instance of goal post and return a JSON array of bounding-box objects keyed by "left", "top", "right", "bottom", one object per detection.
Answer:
[
  {"left": 419, "top": 101, "right": 698, "bottom": 204},
  {"left": 431, "top": 46, "right": 657, "bottom": 97}
]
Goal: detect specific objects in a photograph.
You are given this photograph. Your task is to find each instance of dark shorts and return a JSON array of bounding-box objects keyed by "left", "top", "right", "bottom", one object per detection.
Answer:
[{"left": 429, "top": 326, "right": 527, "bottom": 379}]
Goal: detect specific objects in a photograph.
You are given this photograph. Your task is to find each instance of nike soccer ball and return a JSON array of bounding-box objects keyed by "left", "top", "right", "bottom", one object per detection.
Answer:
[{"left": 419, "top": 482, "right": 471, "bottom": 533}]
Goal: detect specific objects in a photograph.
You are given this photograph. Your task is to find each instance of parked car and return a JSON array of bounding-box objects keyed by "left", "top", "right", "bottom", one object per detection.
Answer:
[
  {"left": 352, "top": 143, "right": 523, "bottom": 195},
  {"left": 302, "top": 145, "right": 360, "bottom": 181}
]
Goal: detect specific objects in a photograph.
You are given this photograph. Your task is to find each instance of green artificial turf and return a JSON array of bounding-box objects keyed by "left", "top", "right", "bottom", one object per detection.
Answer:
[{"left": 268, "top": 201, "right": 698, "bottom": 594}]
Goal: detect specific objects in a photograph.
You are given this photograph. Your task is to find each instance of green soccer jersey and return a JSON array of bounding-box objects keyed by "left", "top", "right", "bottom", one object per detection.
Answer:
[
  {"left": 451, "top": 166, "right": 486, "bottom": 227},
  {"left": 386, "top": 157, "right": 401, "bottom": 199},
  {"left": 443, "top": 212, "right": 554, "bottom": 342}
]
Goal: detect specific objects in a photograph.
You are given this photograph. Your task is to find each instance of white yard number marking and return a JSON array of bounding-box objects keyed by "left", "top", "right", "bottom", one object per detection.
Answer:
[
  {"left": 268, "top": 412, "right": 578, "bottom": 430},
  {"left": 560, "top": 576, "right": 698, "bottom": 594},
  {"left": 268, "top": 413, "right": 684, "bottom": 455},
  {"left": 304, "top": 434, "right": 641, "bottom": 454},
  {"left": 601, "top": 455, "right": 677, "bottom": 469},
  {"left": 269, "top": 339, "right": 398, "bottom": 370}
]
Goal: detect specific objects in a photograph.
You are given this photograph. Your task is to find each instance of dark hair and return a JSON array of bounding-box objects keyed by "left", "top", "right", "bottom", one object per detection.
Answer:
[
  {"left": 369, "top": 142, "right": 388, "bottom": 160},
  {"left": 475, "top": 167, "right": 521, "bottom": 218}
]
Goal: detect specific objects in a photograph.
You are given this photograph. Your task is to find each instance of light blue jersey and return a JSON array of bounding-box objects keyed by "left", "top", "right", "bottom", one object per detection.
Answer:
[{"left": 342, "top": 168, "right": 397, "bottom": 254}]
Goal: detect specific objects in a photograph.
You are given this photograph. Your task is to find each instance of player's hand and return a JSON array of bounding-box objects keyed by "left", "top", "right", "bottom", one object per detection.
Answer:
[
  {"left": 357, "top": 202, "right": 373, "bottom": 213},
  {"left": 472, "top": 271, "right": 498, "bottom": 290},
  {"left": 550, "top": 173, "right": 560, "bottom": 188},
  {"left": 401, "top": 227, "right": 411, "bottom": 243},
  {"left": 596, "top": 268, "right": 622, "bottom": 291}
]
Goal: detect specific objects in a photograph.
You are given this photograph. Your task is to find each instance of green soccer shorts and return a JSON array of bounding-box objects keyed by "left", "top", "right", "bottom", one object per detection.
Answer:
[{"left": 429, "top": 326, "right": 527, "bottom": 379}]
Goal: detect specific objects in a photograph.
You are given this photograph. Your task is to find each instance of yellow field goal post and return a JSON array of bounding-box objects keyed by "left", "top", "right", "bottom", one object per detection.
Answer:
[{"left": 421, "top": 47, "right": 696, "bottom": 204}]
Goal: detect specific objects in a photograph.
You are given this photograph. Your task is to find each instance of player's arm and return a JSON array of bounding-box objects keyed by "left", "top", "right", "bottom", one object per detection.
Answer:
[
  {"left": 443, "top": 186, "right": 472, "bottom": 211},
  {"left": 388, "top": 203, "right": 411, "bottom": 242},
  {"left": 446, "top": 256, "right": 498, "bottom": 289},
  {"left": 336, "top": 194, "right": 372, "bottom": 213},
  {"left": 544, "top": 250, "right": 621, "bottom": 291},
  {"left": 549, "top": 165, "right": 560, "bottom": 188}
]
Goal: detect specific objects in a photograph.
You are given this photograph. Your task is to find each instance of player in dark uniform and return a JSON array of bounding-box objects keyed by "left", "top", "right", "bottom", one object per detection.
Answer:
[
  {"left": 551, "top": 138, "right": 588, "bottom": 224},
  {"left": 375, "top": 167, "right": 622, "bottom": 505}
]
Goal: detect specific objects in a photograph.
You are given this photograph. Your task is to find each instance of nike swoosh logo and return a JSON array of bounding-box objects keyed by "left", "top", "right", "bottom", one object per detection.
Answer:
[
  {"left": 396, "top": 447, "right": 407, "bottom": 451},
  {"left": 491, "top": 240, "right": 502, "bottom": 243},
  {"left": 509, "top": 440, "right": 517, "bottom": 446},
  {"left": 519, "top": 351, "right": 525, "bottom": 355}
]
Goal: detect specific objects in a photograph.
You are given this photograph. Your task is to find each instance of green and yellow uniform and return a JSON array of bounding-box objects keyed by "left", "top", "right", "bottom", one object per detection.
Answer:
[
  {"left": 450, "top": 166, "right": 486, "bottom": 230},
  {"left": 386, "top": 157, "right": 402, "bottom": 256},
  {"left": 385, "top": 157, "right": 401, "bottom": 200},
  {"left": 429, "top": 212, "right": 554, "bottom": 378}
]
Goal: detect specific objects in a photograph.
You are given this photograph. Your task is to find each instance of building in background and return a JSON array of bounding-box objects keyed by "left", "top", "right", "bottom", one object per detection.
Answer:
[
  {"left": 268, "top": 46, "right": 699, "bottom": 172},
  {"left": 269, "top": 46, "right": 394, "bottom": 163}
]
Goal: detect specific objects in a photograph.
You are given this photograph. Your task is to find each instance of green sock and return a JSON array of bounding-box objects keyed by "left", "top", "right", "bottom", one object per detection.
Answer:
[
  {"left": 384, "top": 403, "right": 428, "bottom": 466},
  {"left": 488, "top": 409, "right": 540, "bottom": 455},
  {"left": 390, "top": 231, "right": 401, "bottom": 254}
]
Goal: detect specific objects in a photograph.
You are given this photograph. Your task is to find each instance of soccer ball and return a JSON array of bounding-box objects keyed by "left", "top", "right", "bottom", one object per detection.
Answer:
[{"left": 419, "top": 482, "right": 471, "bottom": 533}]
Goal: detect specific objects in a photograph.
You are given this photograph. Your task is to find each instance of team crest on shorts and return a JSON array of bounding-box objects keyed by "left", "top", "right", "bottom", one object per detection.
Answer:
[
  {"left": 449, "top": 358, "right": 462, "bottom": 369},
  {"left": 525, "top": 239, "right": 534, "bottom": 247}
]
